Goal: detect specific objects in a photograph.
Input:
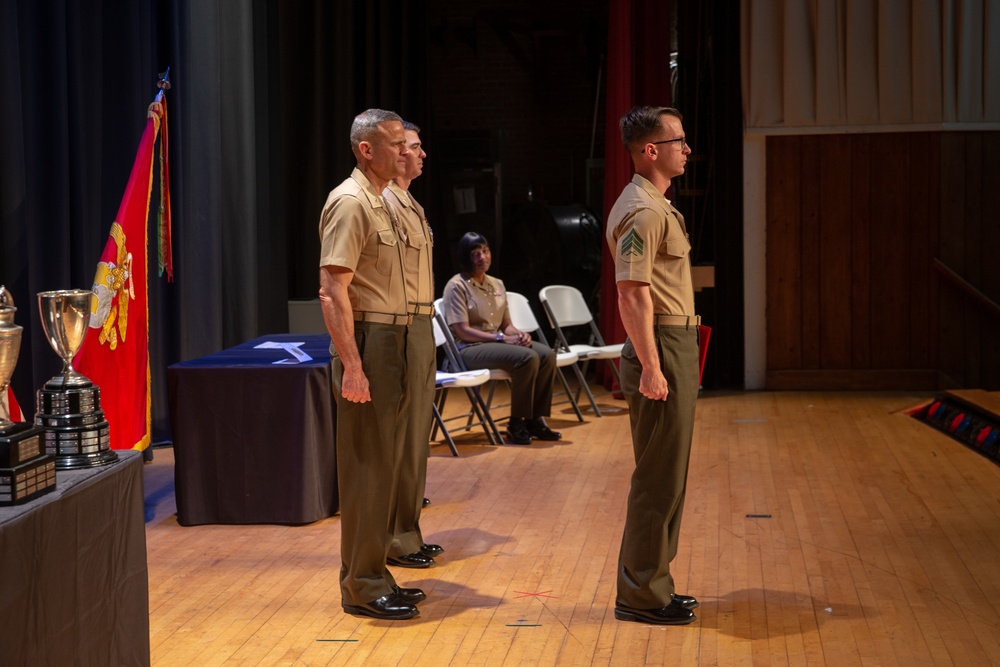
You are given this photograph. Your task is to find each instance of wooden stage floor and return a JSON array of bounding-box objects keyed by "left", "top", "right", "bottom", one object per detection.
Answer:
[{"left": 143, "top": 390, "right": 1000, "bottom": 666}]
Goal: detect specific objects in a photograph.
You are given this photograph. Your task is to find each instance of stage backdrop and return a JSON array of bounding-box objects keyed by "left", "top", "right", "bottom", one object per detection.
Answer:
[{"left": 0, "top": 0, "right": 427, "bottom": 439}]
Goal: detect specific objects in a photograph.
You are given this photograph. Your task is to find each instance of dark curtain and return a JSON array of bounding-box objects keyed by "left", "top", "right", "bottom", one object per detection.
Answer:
[
  {"left": 1, "top": 0, "right": 165, "bottom": 427},
  {"left": 278, "top": 1, "right": 428, "bottom": 301},
  {"left": 1, "top": 0, "right": 425, "bottom": 442},
  {"left": 597, "top": 0, "right": 673, "bottom": 384}
]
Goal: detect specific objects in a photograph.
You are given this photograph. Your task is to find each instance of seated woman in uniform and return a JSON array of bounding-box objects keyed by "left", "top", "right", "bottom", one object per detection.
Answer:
[{"left": 440, "top": 232, "right": 562, "bottom": 445}]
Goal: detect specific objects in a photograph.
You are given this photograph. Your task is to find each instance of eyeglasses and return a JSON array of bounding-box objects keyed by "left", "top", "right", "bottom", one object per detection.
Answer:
[{"left": 649, "top": 136, "right": 689, "bottom": 149}]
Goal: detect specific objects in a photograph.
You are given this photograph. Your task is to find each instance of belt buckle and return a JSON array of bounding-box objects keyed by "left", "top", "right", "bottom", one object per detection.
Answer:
[{"left": 408, "top": 304, "right": 434, "bottom": 317}]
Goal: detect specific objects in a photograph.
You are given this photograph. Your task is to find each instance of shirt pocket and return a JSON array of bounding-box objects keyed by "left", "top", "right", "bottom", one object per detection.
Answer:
[
  {"left": 661, "top": 238, "right": 692, "bottom": 286},
  {"left": 405, "top": 230, "right": 426, "bottom": 251},
  {"left": 375, "top": 228, "right": 398, "bottom": 276},
  {"left": 402, "top": 229, "right": 426, "bottom": 275}
]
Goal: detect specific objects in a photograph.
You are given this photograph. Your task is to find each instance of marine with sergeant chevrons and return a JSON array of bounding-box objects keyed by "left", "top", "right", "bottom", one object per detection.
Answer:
[{"left": 606, "top": 105, "right": 702, "bottom": 626}]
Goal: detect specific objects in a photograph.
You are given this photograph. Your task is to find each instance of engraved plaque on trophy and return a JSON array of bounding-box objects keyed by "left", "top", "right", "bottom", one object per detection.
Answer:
[
  {"left": 35, "top": 289, "right": 117, "bottom": 469},
  {"left": 0, "top": 285, "right": 56, "bottom": 505}
]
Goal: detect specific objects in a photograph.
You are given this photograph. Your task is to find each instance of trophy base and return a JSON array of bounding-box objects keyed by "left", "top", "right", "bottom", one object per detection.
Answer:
[
  {"left": 43, "top": 373, "right": 94, "bottom": 390},
  {"left": 36, "top": 384, "right": 116, "bottom": 469},
  {"left": 0, "top": 420, "right": 32, "bottom": 437},
  {"left": 42, "top": 421, "right": 115, "bottom": 470},
  {"left": 0, "top": 424, "right": 44, "bottom": 468},
  {"left": 38, "top": 384, "right": 100, "bottom": 415},
  {"left": 51, "top": 447, "right": 118, "bottom": 470},
  {"left": 0, "top": 454, "right": 57, "bottom": 506}
]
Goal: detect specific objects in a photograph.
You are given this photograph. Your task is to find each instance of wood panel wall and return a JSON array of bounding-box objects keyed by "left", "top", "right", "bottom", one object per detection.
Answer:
[{"left": 765, "top": 131, "right": 1000, "bottom": 391}]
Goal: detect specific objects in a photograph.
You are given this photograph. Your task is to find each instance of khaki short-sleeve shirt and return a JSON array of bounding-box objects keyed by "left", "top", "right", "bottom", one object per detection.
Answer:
[
  {"left": 319, "top": 168, "right": 408, "bottom": 316},
  {"left": 606, "top": 173, "right": 695, "bottom": 316},
  {"left": 441, "top": 273, "right": 509, "bottom": 343},
  {"left": 384, "top": 182, "right": 435, "bottom": 309}
]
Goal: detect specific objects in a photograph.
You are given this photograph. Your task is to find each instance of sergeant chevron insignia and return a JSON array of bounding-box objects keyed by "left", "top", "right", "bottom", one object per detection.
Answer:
[{"left": 620, "top": 228, "right": 644, "bottom": 262}]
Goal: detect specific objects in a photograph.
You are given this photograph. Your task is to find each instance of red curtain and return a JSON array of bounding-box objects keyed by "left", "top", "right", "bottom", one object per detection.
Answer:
[{"left": 598, "top": 0, "right": 673, "bottom": 387}]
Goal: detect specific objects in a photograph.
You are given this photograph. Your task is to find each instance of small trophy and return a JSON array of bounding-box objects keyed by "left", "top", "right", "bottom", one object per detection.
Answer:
[
  {"left": 35, "top": 289, "right": 116, "bottom": 469},
  {"left": 0, "top": 286, "right": 56, "bottom": 506}
]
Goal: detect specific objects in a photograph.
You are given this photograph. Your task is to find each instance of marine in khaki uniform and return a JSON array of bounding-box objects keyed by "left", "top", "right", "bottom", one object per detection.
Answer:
[
  {"left": 605, "top": 105, "right": 701, "bottom": 626},
  {"left": 318, "top": 108, "right": 424, "bottom": 621},
  {"left": 382, "top": 122, "right": 443, "bottom": 568}
]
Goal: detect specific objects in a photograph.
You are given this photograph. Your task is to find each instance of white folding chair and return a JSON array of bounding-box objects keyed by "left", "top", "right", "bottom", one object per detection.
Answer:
[
  {"left": 430, "top": 315, "right": 503, "bottom": 452},
  {"left": 538, "top": 285, "right": 624, "bottom": 417},
  {"left": 433, "top": 298, "right": 517, "bottom": 438},
  {"left": 506, "top": 291, "right": 585, "bottom": 422}
]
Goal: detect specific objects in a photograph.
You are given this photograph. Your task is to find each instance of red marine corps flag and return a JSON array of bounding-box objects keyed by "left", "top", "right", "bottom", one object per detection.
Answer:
[{"left": 75, "top": 74, "right": 173, "bottom": 451}]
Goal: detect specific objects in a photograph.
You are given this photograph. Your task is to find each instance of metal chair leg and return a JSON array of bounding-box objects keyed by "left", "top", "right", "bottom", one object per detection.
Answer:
[
  {"left": 571, "top": 363, "right": 602, "bottom": 417},
  {"left": 432, "top": 404, "right": 460, "bottom": 457},
  {"left": 556, "top": 368, "right": 585, "bottom": 421}
]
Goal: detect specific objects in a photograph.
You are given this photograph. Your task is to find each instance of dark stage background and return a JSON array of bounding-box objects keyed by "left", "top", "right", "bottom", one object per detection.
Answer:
[{"left": 1, "top": 0, "right": 744, "bottom": 442}]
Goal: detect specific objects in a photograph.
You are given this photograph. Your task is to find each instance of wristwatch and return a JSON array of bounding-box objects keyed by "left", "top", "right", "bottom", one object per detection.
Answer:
[{"left": 496, "top": 331, "right": 504, "bottom": 342}]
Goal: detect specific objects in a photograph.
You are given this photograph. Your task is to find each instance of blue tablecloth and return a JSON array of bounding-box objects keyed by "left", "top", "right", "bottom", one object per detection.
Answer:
[{"left": 167, "top": 334, "right": 338, "bottom": 525}]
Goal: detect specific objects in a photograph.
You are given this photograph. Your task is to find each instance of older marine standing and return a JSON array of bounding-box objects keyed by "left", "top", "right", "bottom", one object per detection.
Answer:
[
  {"left": 318, "top": 108, "right": 424, "bottom": 620},
  {"left": 382, "top": 122, "right": 444, "bottom": 568},
  {"left": 606, "top": 105, "right": 700, "bottom": 626}
]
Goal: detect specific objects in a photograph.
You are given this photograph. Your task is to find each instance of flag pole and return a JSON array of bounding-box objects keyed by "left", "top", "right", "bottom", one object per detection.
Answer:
[
  {"left": 156, "top": 67, "right": 171, "bottom": 100},
  {"left": 151, "top": 67, "right": 173, "bottom": 281}
]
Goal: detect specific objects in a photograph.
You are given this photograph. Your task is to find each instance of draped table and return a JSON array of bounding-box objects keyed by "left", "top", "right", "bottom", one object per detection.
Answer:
[
  {"left": 167, "top": 334, "right": 338, "bottom": 526},
  {"left": 0, "top": 450, "right": 149, "bottom": 666}
]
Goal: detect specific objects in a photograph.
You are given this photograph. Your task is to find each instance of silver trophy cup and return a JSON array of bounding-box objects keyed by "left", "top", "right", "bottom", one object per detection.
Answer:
[
  {"left": 37, "top": 289, "right": 96, "bottom": 389},
  {"left": 35, "top": 289, "right": 116, "bottom": 468}
]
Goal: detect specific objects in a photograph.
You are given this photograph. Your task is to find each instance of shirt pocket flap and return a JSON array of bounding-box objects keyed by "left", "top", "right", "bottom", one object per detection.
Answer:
[
  {"left": 405, "top": 232, "right": 426, "bottom": 250},
  {"left": 665, "top": 238, "right": 690, "bottom": 259},
  {"left": 376, "top": 228, "right": 398, "bottom": 247}
]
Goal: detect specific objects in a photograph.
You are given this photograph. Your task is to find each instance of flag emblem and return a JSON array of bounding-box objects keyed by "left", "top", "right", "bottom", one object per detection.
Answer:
[{"left": 91, "top": 223, "right": 134, "bottom": 350}]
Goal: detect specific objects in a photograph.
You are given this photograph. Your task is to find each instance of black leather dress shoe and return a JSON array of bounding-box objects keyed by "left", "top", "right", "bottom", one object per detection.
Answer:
[
  {"left": 505, "top": 417, "right": 533, "bottom": 445},
  {"left": 672, "top": 594, "right": 699, "bottom": 610},
  {"left": 387, "top": 552, "right": 435, "bottom": 568},
  {"left": 526, "top": 418, "right": 562, "bottom": 441},
  {"left": 423, "top": 497, "right": 431, "bottom": 507},
  {"left": 343, "top": 594, "right": 418, "bottom": 620},
  {"left": 392, "top": 586, "right": 426, "bottom": 604},
  {"left": 420, "top": 543, "right": 444, "bottom": 557},
  {"left": 614, "top": 600, "right": 697, "bottom": 625}
]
